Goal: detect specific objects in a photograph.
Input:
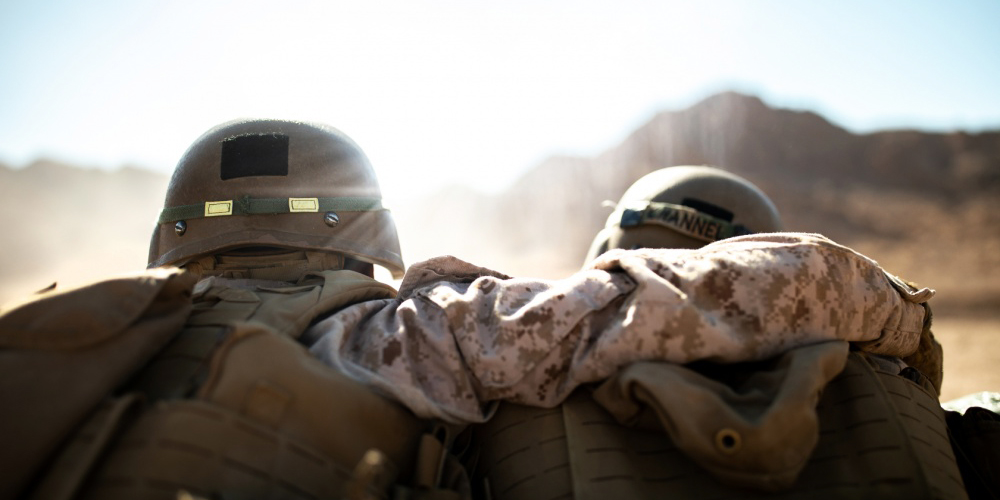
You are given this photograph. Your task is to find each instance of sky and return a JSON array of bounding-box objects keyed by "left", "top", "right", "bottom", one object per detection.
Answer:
[{"left": 1, "top": 0, "right": 998, "bottom": 203}]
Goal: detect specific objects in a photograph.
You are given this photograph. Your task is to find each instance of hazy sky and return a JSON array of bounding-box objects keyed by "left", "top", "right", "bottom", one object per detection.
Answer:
[{"left": 1, "top": 0, "right": 998, "bottom": 203}]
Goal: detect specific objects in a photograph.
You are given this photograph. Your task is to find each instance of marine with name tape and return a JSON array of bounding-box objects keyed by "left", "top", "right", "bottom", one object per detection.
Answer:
[{"left": 464, "top": 165, "right": 967, "bottom": 500}]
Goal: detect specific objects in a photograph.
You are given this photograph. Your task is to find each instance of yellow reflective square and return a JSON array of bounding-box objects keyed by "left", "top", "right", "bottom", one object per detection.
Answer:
[
  {"left": 204, "top": 200, "right": 233, "bottom": 217},
  {"left": 288, "top": 197, "right": 319, "bottom": 212}
]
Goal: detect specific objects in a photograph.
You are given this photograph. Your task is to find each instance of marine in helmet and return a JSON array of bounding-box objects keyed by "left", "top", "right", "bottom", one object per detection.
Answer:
[
  {"left": 297, "top": 161, "right": 954, "bottom": 497},
  {"left": 1, "top": 119, "right": 468, "bottom": 500},
  {"left": 0, "top": 120, "right": 955, "bottom": 500},
  {"left": 585, "top": 165, "right": 782, "bottom": 262},
  {"left": 461, "top": 165, "right": 956, "bottom": 500}
]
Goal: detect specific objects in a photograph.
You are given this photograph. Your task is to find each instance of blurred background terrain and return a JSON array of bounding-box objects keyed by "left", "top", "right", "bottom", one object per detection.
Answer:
[
  {"left": 1, "top": 1, "right": 997, "bottom": 402},
  {"left": 1, "top": 92, "right": 997, "bottom": 400}
]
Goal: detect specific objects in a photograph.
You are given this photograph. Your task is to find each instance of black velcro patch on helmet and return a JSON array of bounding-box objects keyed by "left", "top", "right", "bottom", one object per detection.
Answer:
[
  {"left": 681, "top": 197, "right": 733, "bottom": 222},
  {"left": 220, "top": 134, "right": 289, "bottom": 180}
]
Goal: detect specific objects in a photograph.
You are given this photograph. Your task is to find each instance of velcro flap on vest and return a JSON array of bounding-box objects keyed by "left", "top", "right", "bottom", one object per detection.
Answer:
[
  {"left": 592, "top": 341, "right": 849, "bottom": 492},
  {"left": 0, "top": 267, "right": 196, "bottom": 350},
  {"left": 196, "top": 322, "right": 424, "bottom": 481}
]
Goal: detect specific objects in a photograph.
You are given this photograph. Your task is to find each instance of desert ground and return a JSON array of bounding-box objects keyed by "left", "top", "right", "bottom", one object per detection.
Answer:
[{"left": 933, "top": 314, "right": 1000, "bottom": 403}]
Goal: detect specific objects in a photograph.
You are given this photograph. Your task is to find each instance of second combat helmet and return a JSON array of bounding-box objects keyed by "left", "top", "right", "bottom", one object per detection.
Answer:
[{"left": 585, "top": 165, "right": 782, "bottom": 262}]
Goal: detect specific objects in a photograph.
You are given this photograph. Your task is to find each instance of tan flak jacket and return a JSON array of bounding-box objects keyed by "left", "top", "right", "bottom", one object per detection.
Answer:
[
  {"left": 0, "top": 232, "right": 942, "bottom": 496},
  {"left": 308, "top": 233, "right": 934, "bottom": 424}
]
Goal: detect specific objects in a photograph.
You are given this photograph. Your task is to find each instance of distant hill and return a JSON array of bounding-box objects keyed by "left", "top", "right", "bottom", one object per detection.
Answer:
[
  {"left": 2, "top": 93, "right": 998, "bottom": 316},
  {"left": 0, "top": 160, "right": 168, "bottom": 304}
]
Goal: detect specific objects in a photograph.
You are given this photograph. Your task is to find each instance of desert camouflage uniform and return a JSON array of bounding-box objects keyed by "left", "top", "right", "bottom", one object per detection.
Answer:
[
  {"left": 307, "top": 232, "right": 967, "bottom": 499},
  {"left": 309, "top": 233, "right": 931, "bottom": 423}
]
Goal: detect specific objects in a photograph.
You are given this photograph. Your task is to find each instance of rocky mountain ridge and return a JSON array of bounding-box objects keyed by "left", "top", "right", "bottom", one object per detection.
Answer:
[{"left": 399, "top": 93, "right": 1000, "bottom": 314}]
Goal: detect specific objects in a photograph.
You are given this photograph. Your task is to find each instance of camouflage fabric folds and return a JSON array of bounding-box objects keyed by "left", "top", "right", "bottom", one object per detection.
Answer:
[{"left": 308, "top": 233, "right": 932, "bottom": 423}]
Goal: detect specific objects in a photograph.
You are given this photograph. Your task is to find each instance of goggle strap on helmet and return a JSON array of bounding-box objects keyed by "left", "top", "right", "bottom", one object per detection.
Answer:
[
  {"left": 158, "top": 195, "right": 384, "bottom": 224},
  {"left": 620, "top": 201, "right": 752, "bottom": 243}
]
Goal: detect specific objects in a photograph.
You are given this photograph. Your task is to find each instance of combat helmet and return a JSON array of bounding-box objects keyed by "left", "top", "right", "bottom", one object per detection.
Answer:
[
  {"left": 148, "top": 118, "right": 405, "bottom": 278},
  {"left": 585, "top": 165, "right": 782, "bottom": 262}
]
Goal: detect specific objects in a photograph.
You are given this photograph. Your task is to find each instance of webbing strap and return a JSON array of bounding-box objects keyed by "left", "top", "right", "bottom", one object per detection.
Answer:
[
  {"left": 158, "top": 196, "right": 383, "bottom": 224},
  {"left": 619, "top": 201, "right": 752, "bottom": 242}
]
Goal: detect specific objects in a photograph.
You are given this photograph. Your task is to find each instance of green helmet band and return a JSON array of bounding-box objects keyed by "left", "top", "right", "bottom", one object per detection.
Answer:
[{"left": 158, "top": 195, "right": 383, "bottom": 224}]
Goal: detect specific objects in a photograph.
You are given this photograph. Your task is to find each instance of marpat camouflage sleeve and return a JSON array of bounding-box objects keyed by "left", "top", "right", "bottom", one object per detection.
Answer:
[{"left": 308, "top": 233, "right": 931, "bottom": 423}]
